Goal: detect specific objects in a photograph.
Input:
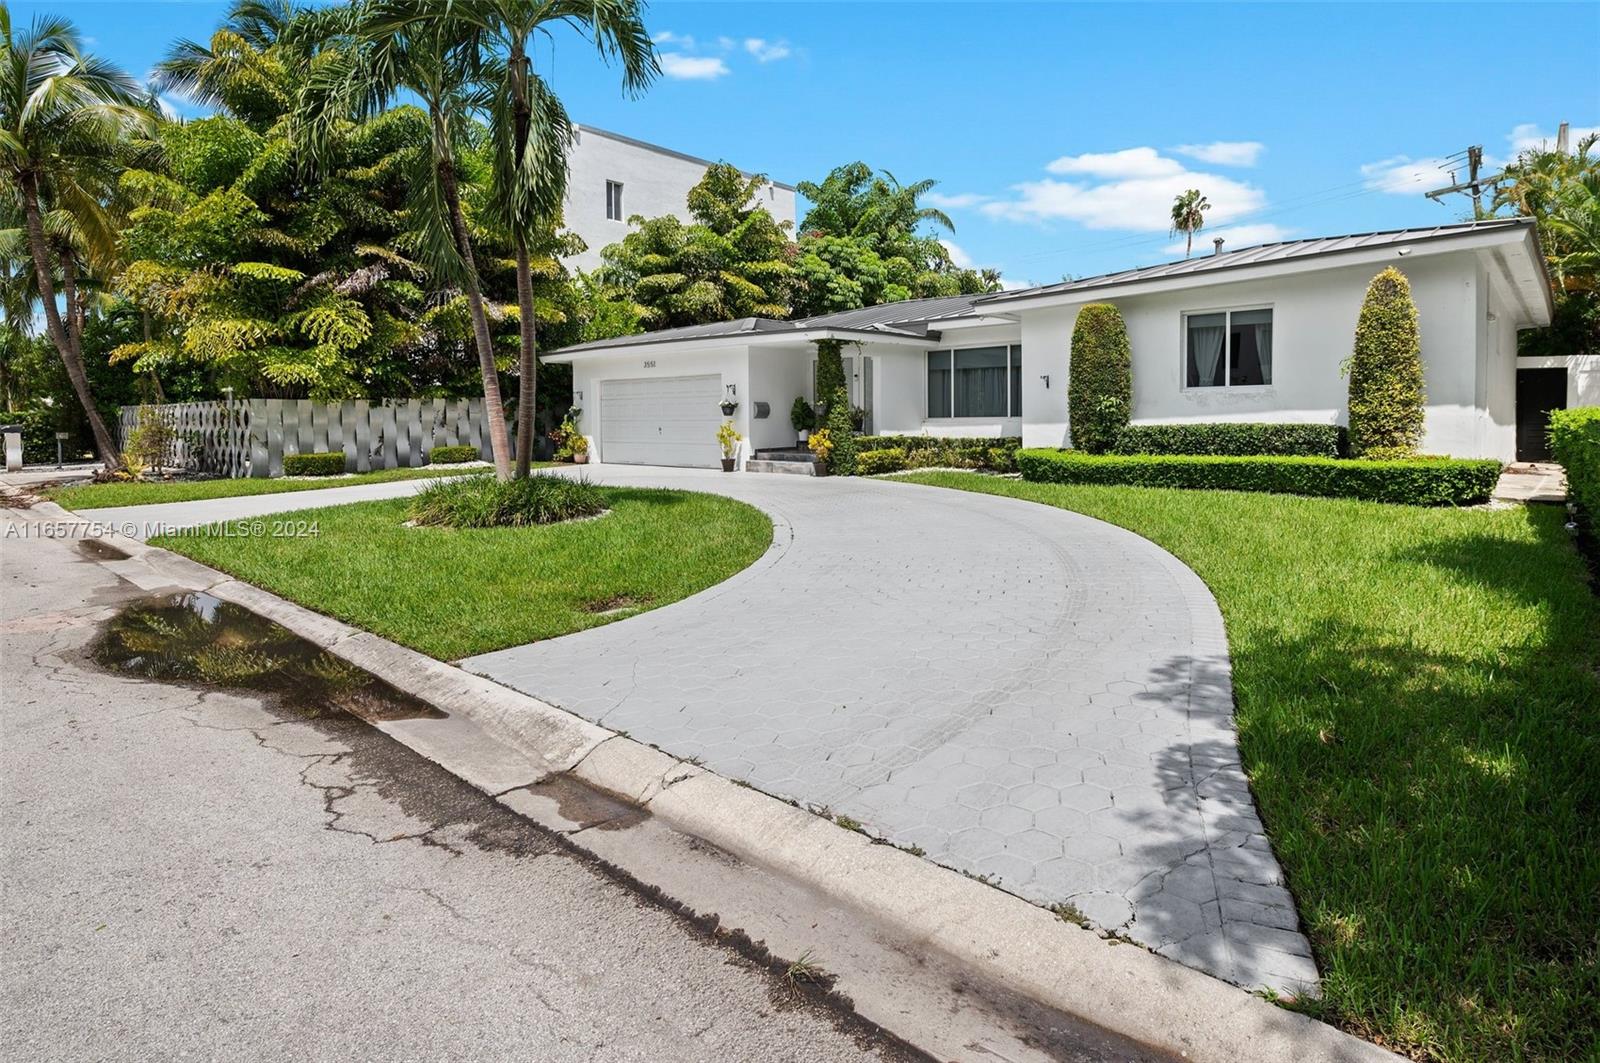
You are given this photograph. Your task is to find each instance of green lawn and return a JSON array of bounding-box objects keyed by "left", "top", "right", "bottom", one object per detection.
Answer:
[
  {"left": 46, "top": 464, "right": 540, "bottom": 509},
  {"left": 899, "top": 472, "right": 1599, "bottom": 1063},
  {"left": 153, "top": 487, "right": 771, "bottom": 660}
]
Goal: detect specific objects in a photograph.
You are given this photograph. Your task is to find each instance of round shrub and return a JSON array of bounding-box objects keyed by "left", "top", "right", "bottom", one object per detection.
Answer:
[
  {"left": 856, "top": 447, "right": 907, "bottom": 475},
  {"left": 283, "top": 452, "right": 347, "bottom": 477},
  {"left": 409, "top": 472, "right": 606, "bottom": 528},
  {"left": 1347, "top": 267, "right": 1425, "bottom": 457},
  {"left": 1069, "top": 303, "right": 1132, "bottom": 454},
  {"left": 429, "top": 444, "right": 479, "bottom": 464}
]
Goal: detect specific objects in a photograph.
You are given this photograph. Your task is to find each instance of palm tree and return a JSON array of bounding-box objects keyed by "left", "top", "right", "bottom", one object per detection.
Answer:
[
  {"left": 388, "top": 1, "right": 656, "bottom": 478},
  {"left": 0, "top": 9, "right": 158, "bottom": 466},
  {"left": 1170, "top": 189, "right": 1210, "bottom": 258},
  {"left": 302, "top": 2, "right": 520, "bottom": 478}
]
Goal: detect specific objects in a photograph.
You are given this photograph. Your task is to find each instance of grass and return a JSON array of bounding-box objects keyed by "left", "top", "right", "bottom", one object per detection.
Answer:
[
  {"left": 152, "top": 486, "right": 770, "bottom": 660},
  {"left": 43, "top": 463, "right": 541, "bottom": 509},
  {"left": 898, "top": 472, "right": 1599, "bottom": 1063}
]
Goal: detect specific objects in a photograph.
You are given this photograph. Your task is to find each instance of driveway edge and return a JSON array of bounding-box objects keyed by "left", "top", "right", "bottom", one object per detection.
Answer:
[{"left": 39, "top": 498, "right": 1400, "bottom": 1063}]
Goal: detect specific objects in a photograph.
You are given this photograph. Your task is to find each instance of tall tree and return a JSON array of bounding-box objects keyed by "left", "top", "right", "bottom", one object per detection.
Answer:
[
  {"left": 304, "top": 2, "right": 517, "bottom": 478},
  {"left": 1169, "top": 189, "right": 1209, "bottom": 258},
  {"left": 419, "top": 0, "right": 655, "bottom": 477},
  {"left": 0, "top": 8, "right": 158, "bottom": 465}
]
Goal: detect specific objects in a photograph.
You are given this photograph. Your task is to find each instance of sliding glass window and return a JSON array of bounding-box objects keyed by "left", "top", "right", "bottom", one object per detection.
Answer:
[
  {"left": 927, "top": 345, "right": 1022, "bottom": 418},
  {"left": 1185, "top": 308, "right": 1273, "bottom": 387}
]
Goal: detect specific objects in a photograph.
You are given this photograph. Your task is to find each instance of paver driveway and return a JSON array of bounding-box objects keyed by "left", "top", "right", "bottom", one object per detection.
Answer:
[{"left": 463, "top": 466, "right": 1318, "bottom": 994}]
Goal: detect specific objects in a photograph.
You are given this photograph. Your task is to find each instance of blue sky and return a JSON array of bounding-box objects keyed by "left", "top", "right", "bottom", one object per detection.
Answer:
[{"left": 18, "top": 1, "right": 1600, "bottom": 287}]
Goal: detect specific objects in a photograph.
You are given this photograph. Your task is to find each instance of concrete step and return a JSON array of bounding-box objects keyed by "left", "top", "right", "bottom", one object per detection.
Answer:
[
  {"left": 752, "top": 449, "right": 817, "bottom": 464},
  {"left": 745, "top": 459, "right": 817, "bottom": 475}
]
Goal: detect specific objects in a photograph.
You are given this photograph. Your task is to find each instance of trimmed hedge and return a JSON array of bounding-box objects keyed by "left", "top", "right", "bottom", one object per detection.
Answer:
[
  {"left": 853, "top": 434, "right": 1020, "bottom": 472},
  {"left": 282, "top": 452, "right": 347, "bottom": 476},
  {"left": 856, "top": 447, "right": 908, "bottom": 475},
  {"left": 823, "top": 387, "right": 857, "bottom": 476},
  {"left": 1550, "top": 406, "right": 1600, "bottom": 536},
  {"left": 1017, "top": 449, "right": 1502, "bottom": 506},
  {"left": 429, "top": 444, "right": 479, "bottom": 464},
  {"left": 1113, "top": 422, "right": 1346, "bottom": 458}
]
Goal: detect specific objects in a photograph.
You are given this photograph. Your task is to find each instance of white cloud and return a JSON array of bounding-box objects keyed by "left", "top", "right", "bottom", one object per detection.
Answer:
[
  {"left": 1173, "top": 141, "right": 1265, "bottom": 167},
  {"left": 744, "top": 37, "right": 791, "bottom": 63},
  {"left": 924, "top": 191, "right": 991, "bottom": 210},
  {"left": 1162, "top": 223, "right": 1293, "bottom": 257},
  {"left": 939, "top": 239, "right": 975, "bottom": 269},
  {"left": 1045, "top": 146, "right": 1185, "bottom": 179},
  {"left": 1507, "top": 122, "right": 1600, "bottom": 156},
  {"left": 1359, "top": 154, "right": 1459, "bottom": 195},
  {"left": 156, "top": 95, "right": 181, "bottom": 120},
  {"left": 653, "top": 30, "right": 695, "bottom": 48},
  {"left": 983, "top": 147, "right": 1267, "bottom": 231},
  {"left": 1000, "top": 277, "right": 1036, "bottom": 291},
  {"left": 659, "top": 53, "right": 730, "bottom": 80}
]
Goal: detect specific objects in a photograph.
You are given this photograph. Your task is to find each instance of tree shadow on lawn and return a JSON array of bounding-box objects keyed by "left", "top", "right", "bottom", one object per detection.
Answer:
[{"left": 1194, "top": 523, "right": 1598, "bottom": 1058}]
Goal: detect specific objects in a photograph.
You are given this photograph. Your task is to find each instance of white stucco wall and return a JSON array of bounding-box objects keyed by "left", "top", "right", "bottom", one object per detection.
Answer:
[
  {"left": 566, "top": 345, "right": 752, "bottom": 464},
  {"left": 563, "top": 126, "right": 797, "bottom": 273},
  {"left": 1014, "top": 249, "right": 1516, "bottom": 459}
]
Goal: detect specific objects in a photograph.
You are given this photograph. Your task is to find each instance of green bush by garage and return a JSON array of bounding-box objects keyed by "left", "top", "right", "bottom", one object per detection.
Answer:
[
  {"left": 1549, "top": 406, "right": 1600, "bottom": 535},
  {"left": 1017, "top": 449, "right": 1501, "bottom": 506},
  {"left": 428, "top": 444, "right": 479, "bottom": 464},
  {"left": 1114, "top": 422, "right": 1347, "bottom": 458},
  {"left": 282, "top": 452, "right": 347, "bottom": 477}
]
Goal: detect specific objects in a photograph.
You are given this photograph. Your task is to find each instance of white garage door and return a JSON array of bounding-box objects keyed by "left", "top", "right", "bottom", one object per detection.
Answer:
[{"left": 599, "top": 374, "right": 724, "bottom": 468}]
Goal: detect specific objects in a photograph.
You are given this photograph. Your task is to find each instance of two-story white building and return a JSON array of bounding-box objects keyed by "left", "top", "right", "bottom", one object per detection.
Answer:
[
  {"left": 561, "top": 124, "right": 798, "bottom": 272},
  {"left": 545, "top": 219, "right": 1597, "bottom": 468}
]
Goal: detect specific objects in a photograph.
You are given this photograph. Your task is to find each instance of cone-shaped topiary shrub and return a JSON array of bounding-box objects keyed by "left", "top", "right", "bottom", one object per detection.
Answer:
[
  {"left": 815, "top": 339, "right": 846, "bottom": 410},
  {"left": 1346, "top": 267, "right": 1425, "bottom": 457},
  {"left": 1068, "top": 303, "right": 1132, "bottom": 454}
]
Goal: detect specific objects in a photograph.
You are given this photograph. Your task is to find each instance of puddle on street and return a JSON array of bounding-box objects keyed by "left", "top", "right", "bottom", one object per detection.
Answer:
[{"left": 92, "top": 592, "right": 444, "bottom": 724}]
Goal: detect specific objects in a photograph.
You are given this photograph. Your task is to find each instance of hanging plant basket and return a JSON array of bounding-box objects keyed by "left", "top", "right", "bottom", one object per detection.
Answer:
[{"left": 719, "top": 400, "right": 739, "bottom": 416}]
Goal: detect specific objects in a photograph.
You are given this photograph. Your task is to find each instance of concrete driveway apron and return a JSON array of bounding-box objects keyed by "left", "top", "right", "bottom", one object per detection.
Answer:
[{"left": 463, "top": 467, "right": 1318, "bottom": 995}]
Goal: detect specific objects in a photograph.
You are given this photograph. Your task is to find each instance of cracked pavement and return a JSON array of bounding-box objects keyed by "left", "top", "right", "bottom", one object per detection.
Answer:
[{"left": 0, "top": 504, "right": 920, "bottom": 1063}]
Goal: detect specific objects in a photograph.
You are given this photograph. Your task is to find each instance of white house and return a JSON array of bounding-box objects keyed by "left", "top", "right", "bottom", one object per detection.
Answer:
[
  {"left": 562, "top": 124, "right": 798, "bottom": 272},
  {"left": 546, "top": 219, "right": 1592, "bottom": 467}
]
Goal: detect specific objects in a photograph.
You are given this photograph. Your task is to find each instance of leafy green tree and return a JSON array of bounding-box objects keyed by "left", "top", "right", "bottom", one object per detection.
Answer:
[
  {"left": 1068, "top": 303, "right": 1132, "bottom": 453},
  {"left": 1169, "top": 189, "right": 1209, "bottom": 258},
  {"left": 599, "top": 162, "right": 796, "bottom": 327},
  {"left": 420, "top": 0, "right": 655, "bottom": 477},
  {"left": 0, "top": 8, "right": 159, "bottom": 464},
  {"left": 1345, "top": 267, "right": 1425, "bottom": 457},
  {"left": 792, "top": 161, "right": 999, "bottom": 317}
]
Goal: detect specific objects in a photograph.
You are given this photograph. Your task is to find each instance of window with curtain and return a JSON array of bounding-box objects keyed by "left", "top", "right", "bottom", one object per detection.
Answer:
[
  {"left": 1186, "top": 308, "right": 1272, "bottom": 387},
  {"left": 927, "top": 351, "right": 952, "bottom": 417},
  {"left": 927, "top": 346, "right": 1023, "bottom": 417}
]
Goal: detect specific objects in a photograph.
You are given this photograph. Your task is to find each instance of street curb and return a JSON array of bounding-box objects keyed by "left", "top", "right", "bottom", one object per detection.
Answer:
[{"left": 27, "top": 494, "right": 1400, "bottom": 1063}]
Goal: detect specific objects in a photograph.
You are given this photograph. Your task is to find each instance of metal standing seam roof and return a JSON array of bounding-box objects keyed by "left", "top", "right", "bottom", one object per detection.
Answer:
[
  {"left": 975, "top": 218, "right": 1540, "bottom": 306},
  {"left": 548, "top": 219, "right": 1544, "bottom": 356}
]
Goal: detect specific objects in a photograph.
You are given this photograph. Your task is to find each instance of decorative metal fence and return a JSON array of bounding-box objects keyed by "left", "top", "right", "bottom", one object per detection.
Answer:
[{"left": 119, "top": 398, "right": 504, "bottom": 478}]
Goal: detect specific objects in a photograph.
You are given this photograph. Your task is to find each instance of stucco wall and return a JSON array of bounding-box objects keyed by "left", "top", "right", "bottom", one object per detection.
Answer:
[
  {"left": 1015, "top": 249, "right": 1509, "bottom": 458},
  {"left": 564, "top": 127, "right": 796, "bottom": 273},
  {"left": 567, "top": 345, "right": 752, "bottom": 463},
  {"left": 747, "top": 345, "right": 810, "bottom": 451}
]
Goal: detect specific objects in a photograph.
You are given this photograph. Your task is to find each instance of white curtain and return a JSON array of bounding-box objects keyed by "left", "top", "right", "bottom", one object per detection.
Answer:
[
  {"left": 1255, "top": 323, "right": 1273, "bottom": 382},
  {"left": 1191, "top": 325, "right": 1225, "bottom": 386}
]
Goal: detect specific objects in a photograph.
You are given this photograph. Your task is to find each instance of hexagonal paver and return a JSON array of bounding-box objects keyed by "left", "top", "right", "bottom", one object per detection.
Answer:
[{"left": 463, "top": 466, "right": 1314, "bottom": 994}]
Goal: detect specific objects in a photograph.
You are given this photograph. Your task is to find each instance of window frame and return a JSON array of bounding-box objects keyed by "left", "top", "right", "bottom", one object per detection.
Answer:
[
  {"left": 925, "top": 344, "right": 1023, "bottom": 419},
  {"left": 1180, "top": 304, "right": 1274, "bottom": 391},
  {"left": 605, "top": 180, "right": 624, "bottom": 221}
]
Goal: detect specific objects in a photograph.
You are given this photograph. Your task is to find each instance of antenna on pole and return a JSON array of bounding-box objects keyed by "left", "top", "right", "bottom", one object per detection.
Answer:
[{"left": 1425, "top": 145, "right": 1499, "bottom": 217}]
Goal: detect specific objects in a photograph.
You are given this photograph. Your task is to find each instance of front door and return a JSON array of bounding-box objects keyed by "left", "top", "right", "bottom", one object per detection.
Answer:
[{"left": 1515, "top": 368, "right": 1567, "bottom": 462}]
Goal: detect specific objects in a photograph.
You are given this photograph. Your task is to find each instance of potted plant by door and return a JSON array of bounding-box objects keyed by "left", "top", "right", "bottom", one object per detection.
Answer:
[
  {"left": 717, "top": 420, "right": 743, "bottom": 472},
  {"left": 790, "top": 396, "right": 816, "bottom": 447},
  {"left": 807, "top": 427, "right": 833, "bottom": 475},
  {"left": 571, "top": 434, "right": 589, "bottom": 465}
]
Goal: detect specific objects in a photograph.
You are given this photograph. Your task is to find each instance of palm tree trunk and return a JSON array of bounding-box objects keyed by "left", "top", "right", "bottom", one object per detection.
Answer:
[
  {"left": 18, "top": 170, "right": 119, "bottom": 467},
  {"left": 435, "top": 149, "right": 513, "bottom": 481},
  {"left": 513, "top": 233, "right": 537, "bottom": 479}
]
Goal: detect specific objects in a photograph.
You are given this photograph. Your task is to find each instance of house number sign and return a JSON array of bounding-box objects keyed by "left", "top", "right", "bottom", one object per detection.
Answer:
[{"left": 642, "top": 360, "right": 656, "bottom": 368}]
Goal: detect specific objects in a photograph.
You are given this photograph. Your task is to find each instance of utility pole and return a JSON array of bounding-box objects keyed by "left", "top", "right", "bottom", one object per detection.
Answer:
[{"left": 1425, "top": 145, "right": 1498, "bottom": 217}]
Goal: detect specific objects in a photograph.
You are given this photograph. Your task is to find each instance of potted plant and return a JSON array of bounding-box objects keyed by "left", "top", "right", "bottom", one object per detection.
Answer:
[
  {"left": 571, "top": 433, "right": 589, "bottom": 465},
  {"left": 717, "top": 419, "right": 742, "bottom": 472},
  {"left": 790, "top": 396, "right": 816, "bottom": 446},
  {"left": 807, "top": 426, "right": 833, "bottom": 475}
]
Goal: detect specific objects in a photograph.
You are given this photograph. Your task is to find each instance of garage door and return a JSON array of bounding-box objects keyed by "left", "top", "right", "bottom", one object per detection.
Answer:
[{"left": 599, "top": 374, "right": 723, "bottom": 468}]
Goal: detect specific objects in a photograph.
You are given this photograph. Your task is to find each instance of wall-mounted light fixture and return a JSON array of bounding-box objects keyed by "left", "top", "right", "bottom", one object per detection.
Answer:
[
  {"left": 574, "top": 389, "right": 583, "bottom": 402},
  {"left": 1039, "top": 374, "right": 1051, "bottom": 389}
]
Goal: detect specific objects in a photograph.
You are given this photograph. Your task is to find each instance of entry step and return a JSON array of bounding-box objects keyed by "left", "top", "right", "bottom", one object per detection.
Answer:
[{"left": 745, "top": 458, "right": 817, "bottom": 475}]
